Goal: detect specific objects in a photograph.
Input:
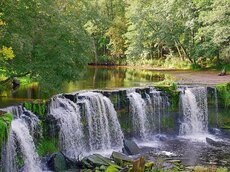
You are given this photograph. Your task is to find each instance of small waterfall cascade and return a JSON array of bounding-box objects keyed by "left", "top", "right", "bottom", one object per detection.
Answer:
[
  {"left": 127, "top": 88, "right": 169, "bottom": 140},
  {"left": 127, "top": 91, "right": 149, "bottom": 140},
  {"left": 49, "top": 96, "right": 84, "bottom": 159},
  {"left": 179, "top": 87, "right": 208, "bottom": 135},
  {"left": 77, "top": 92, "right": 124, "bottom": 152},
  {"left": 2, "top": 106, "right": 42, "bottom": 172},
  {"left": 146, "top": 88, "right": 169, "bottom": 134}
]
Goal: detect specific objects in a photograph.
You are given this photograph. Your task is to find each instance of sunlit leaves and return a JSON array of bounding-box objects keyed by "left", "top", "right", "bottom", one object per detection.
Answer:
[{"left": 0, "top": 46, "right": 15, "bottom": 60}]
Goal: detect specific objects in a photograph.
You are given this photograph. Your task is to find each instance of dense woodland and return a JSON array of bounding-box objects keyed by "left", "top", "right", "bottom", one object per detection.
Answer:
[{"left": 0, "top": 0, "right": 229, "bottom": 88}]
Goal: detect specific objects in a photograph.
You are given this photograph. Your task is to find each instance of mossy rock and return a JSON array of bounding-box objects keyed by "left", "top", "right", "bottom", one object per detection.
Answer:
[
  {"left": 105, "top": 164, "right": 121, "bottom": 172},
  {"left": 0, "top": 112, "right": 13, "bottom": 146},
  {"left": 154, "top": 85, "right": 180, "bottom": 111}
]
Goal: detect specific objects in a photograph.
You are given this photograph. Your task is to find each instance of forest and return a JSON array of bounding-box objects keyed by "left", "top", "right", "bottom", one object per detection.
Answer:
[{"left": 0, "top": 0, "right": 229, "bottom": 88}]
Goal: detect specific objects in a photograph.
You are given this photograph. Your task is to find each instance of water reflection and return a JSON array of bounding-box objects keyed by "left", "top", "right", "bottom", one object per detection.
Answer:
[{"left": 0, "top": 66, "right": 167, "bottom": 108}]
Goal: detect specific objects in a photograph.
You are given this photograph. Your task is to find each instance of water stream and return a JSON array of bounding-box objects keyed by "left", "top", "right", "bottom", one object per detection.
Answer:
[
  {"left": 49, "top": 96, "right": 84, "bottom": 159},
  {"left": 2, "top": 107, "right": 42, "bottom": 172},
  {"left": 77, "top": 92, "right": 124, "bottom": 153},
  {"left": 179, "top": 87, "right": 209, "bottom": 140}
]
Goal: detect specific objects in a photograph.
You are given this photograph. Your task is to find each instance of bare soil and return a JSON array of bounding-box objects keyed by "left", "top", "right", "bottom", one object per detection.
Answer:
[{"left": 167, "top": 70, "right": 230, "bottom": 85}]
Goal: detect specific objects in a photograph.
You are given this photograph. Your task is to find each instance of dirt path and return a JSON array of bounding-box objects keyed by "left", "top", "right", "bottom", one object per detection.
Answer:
[{"left": 167, "top": 70, "right": 230, "bottom": 85}]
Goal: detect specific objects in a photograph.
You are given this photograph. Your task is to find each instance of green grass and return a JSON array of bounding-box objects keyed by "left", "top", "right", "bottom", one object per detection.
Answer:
[
  {"left": 216, "top": 83, "right": 230, "bottom": 108},
  {"left": 37, "top": 138, "right": 59, "bottom": 156}
]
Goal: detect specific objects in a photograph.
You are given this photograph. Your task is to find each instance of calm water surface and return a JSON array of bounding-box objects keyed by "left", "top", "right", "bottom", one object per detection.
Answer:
[{"left": 0, "top": 66, "right": 168, "bottom": 108}]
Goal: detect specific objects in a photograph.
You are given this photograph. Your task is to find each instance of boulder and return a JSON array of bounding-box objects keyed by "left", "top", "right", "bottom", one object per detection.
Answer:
[
  {"left": 111, "top": 151, "right": 132, "bottom": 165},
  {"left": 206, "top": 137, "right": 229, "bottom": 147},
  {"left": 155, "top": 134, "right": 168, "bottom": 141},
  {"left": 81, "top": 154, "right": 113, "bottom": 169},
  {"left": 47, "top": 152, "right": 68, "bottom": 172},
  {"left": 123, "top": 140, "right": 140, "bottom": 155}
]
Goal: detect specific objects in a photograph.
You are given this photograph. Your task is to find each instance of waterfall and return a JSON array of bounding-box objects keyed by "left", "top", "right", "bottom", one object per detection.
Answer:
[
  {"left": 77, "top": 92, "right": 123, "bottom": 152},
  {"left": 3, "top": 107, "right": 42, "bottom": 172},
  {"left": 49, "top": 96, "right": 84, "bottom": 159},
  {"left": 127, "top": 88, "right": 169, "bottom": 140},
  {"left": 179, "top": 87, "right": 208, "bottom": 135},
  {"left": 127, "top": 91, "right": 149, "bottom": 140},
  {"left": 146, "top": 89, "right": 169, "bottom": 134}
]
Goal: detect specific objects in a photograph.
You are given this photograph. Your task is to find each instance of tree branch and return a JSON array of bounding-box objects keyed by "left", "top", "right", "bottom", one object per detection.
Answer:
[{"left": 0, "top": 72, "right": 30, "bottom": 84}]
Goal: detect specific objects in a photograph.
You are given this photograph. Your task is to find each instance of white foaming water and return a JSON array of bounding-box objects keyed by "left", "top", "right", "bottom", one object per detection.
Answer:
[
  {"left": 4, "top": 119, "right": 42, "bottom": 172},
  {"left": 127, "top": 91, "right": 149, "bottom": 140},
  {"left": 147, "top": 89, "right": 169, "bottom": 134},
  {"left": 179, "top": 87, "right": 211, "bottom": 141},
  {"left": 77, "top": 92, "right": 123, "bottom": 153},
  {"left": 49, "top": 96, "right": 84, "bottom": 159}
]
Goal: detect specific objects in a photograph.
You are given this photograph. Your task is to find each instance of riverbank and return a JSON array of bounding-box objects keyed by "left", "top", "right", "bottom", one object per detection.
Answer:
[{"left": 88, "top": 65, "right": 230, "bottom": 85}]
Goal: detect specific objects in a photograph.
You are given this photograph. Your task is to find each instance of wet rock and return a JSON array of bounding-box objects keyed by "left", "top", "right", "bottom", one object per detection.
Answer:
[
  {"left": 63, "top": 93, "right": 77, "bottom": 102},
  {"left": 123, "top": 139, "right": 140, "bottom": 155},
  {"left": 47, "top": 152, "right": 68, "bottom": 172},
  {"left": 111, "top": 151, "right": 132, "bottom": 165},
  {"left": 155, "top": 134, "right": 168, "bottom": 141},
  {"left": 206, "top": 137, "right": 229, "bottom": 147},
  {"left": 81, "top": 154, "right": 113, "bottom": 169}
]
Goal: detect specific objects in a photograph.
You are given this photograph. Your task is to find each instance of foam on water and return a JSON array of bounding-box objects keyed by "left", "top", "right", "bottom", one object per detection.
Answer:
[{"left": 3, "top": 111, "right": 42, "bottom": 172}]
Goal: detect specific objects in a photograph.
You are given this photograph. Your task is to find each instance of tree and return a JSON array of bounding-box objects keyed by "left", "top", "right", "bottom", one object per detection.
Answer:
[
  {"left": 198, "top": 0, "right": 230, "bottom": 63},
  {"left": 0, "top": 0, "right": 92, "bottom": 90}
]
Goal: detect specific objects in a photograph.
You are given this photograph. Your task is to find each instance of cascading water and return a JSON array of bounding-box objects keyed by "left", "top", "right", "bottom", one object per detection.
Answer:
[
  {"left": 77, "top": 92, "right": 123, "bottom": 152},
  {"left": 179, "top": 87, "right": 208, "bottom": 136},
  {"left": 49, "top": 96, "right": 84, "bottom": 159},
  {"left": 127, "top": 88, "right": 169, "bottom": 140},
  {"left": 127, "top": 91, "right": 149, "bottom": 140},
  {"left": 146, "top": 89, "right": 169, "bottom": 134},
  {"left": 2, "top": 106, "right": 42, "bottom": 172},
  {"left": 5, "top": 119, "right": 42, "bottom": 172}
]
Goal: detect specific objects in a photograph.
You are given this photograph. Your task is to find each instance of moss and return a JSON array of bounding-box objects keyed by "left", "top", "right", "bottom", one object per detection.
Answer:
[
  {"left": 23, "top": 101, "right": 47, "bottom": 118},
  {"left": 154, "top": 85, "right": 180, "bottom": 111},
  {"left": 105, "top": 165, "right": 120, "bottom": 172},
  {"left": 216, "top": 83, "right": 230, "bottom": 108},
  {"left": 37, "top": 138, "right": 59, "bottom": 156},
  {"left": 0, "top": 112, "right": 13, "bottom": 146}
]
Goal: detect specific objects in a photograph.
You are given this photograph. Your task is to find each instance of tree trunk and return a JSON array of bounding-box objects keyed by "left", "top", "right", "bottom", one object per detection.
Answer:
[
  {"left": 92, "top": 38, "right": 98, "bottom": 63},
  {"left": 175, "top": 41, "right": 183, "bottom": 61}
]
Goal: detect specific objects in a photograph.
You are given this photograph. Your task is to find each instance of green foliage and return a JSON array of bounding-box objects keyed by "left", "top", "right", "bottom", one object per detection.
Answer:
[
  {"left": 0, "top": 0, "right": 229, "bottom": 90},
  {"left": 0, "top": 112, "right": 13, "bottom": 146},
  {"left": 23, "top": 101, "right": 46, "bottom": 117},
  {"left": 216, "top": 83, "right": 230, "bottom": 108},
  {"left": 105, "top": 164, "right": 120, "bottom": 172},
  {"left": 37, "top": 138, "right": 58, "bottom": 156},
  {"left": 0, "top": 0, "right": 92, "bottom": 91}
]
